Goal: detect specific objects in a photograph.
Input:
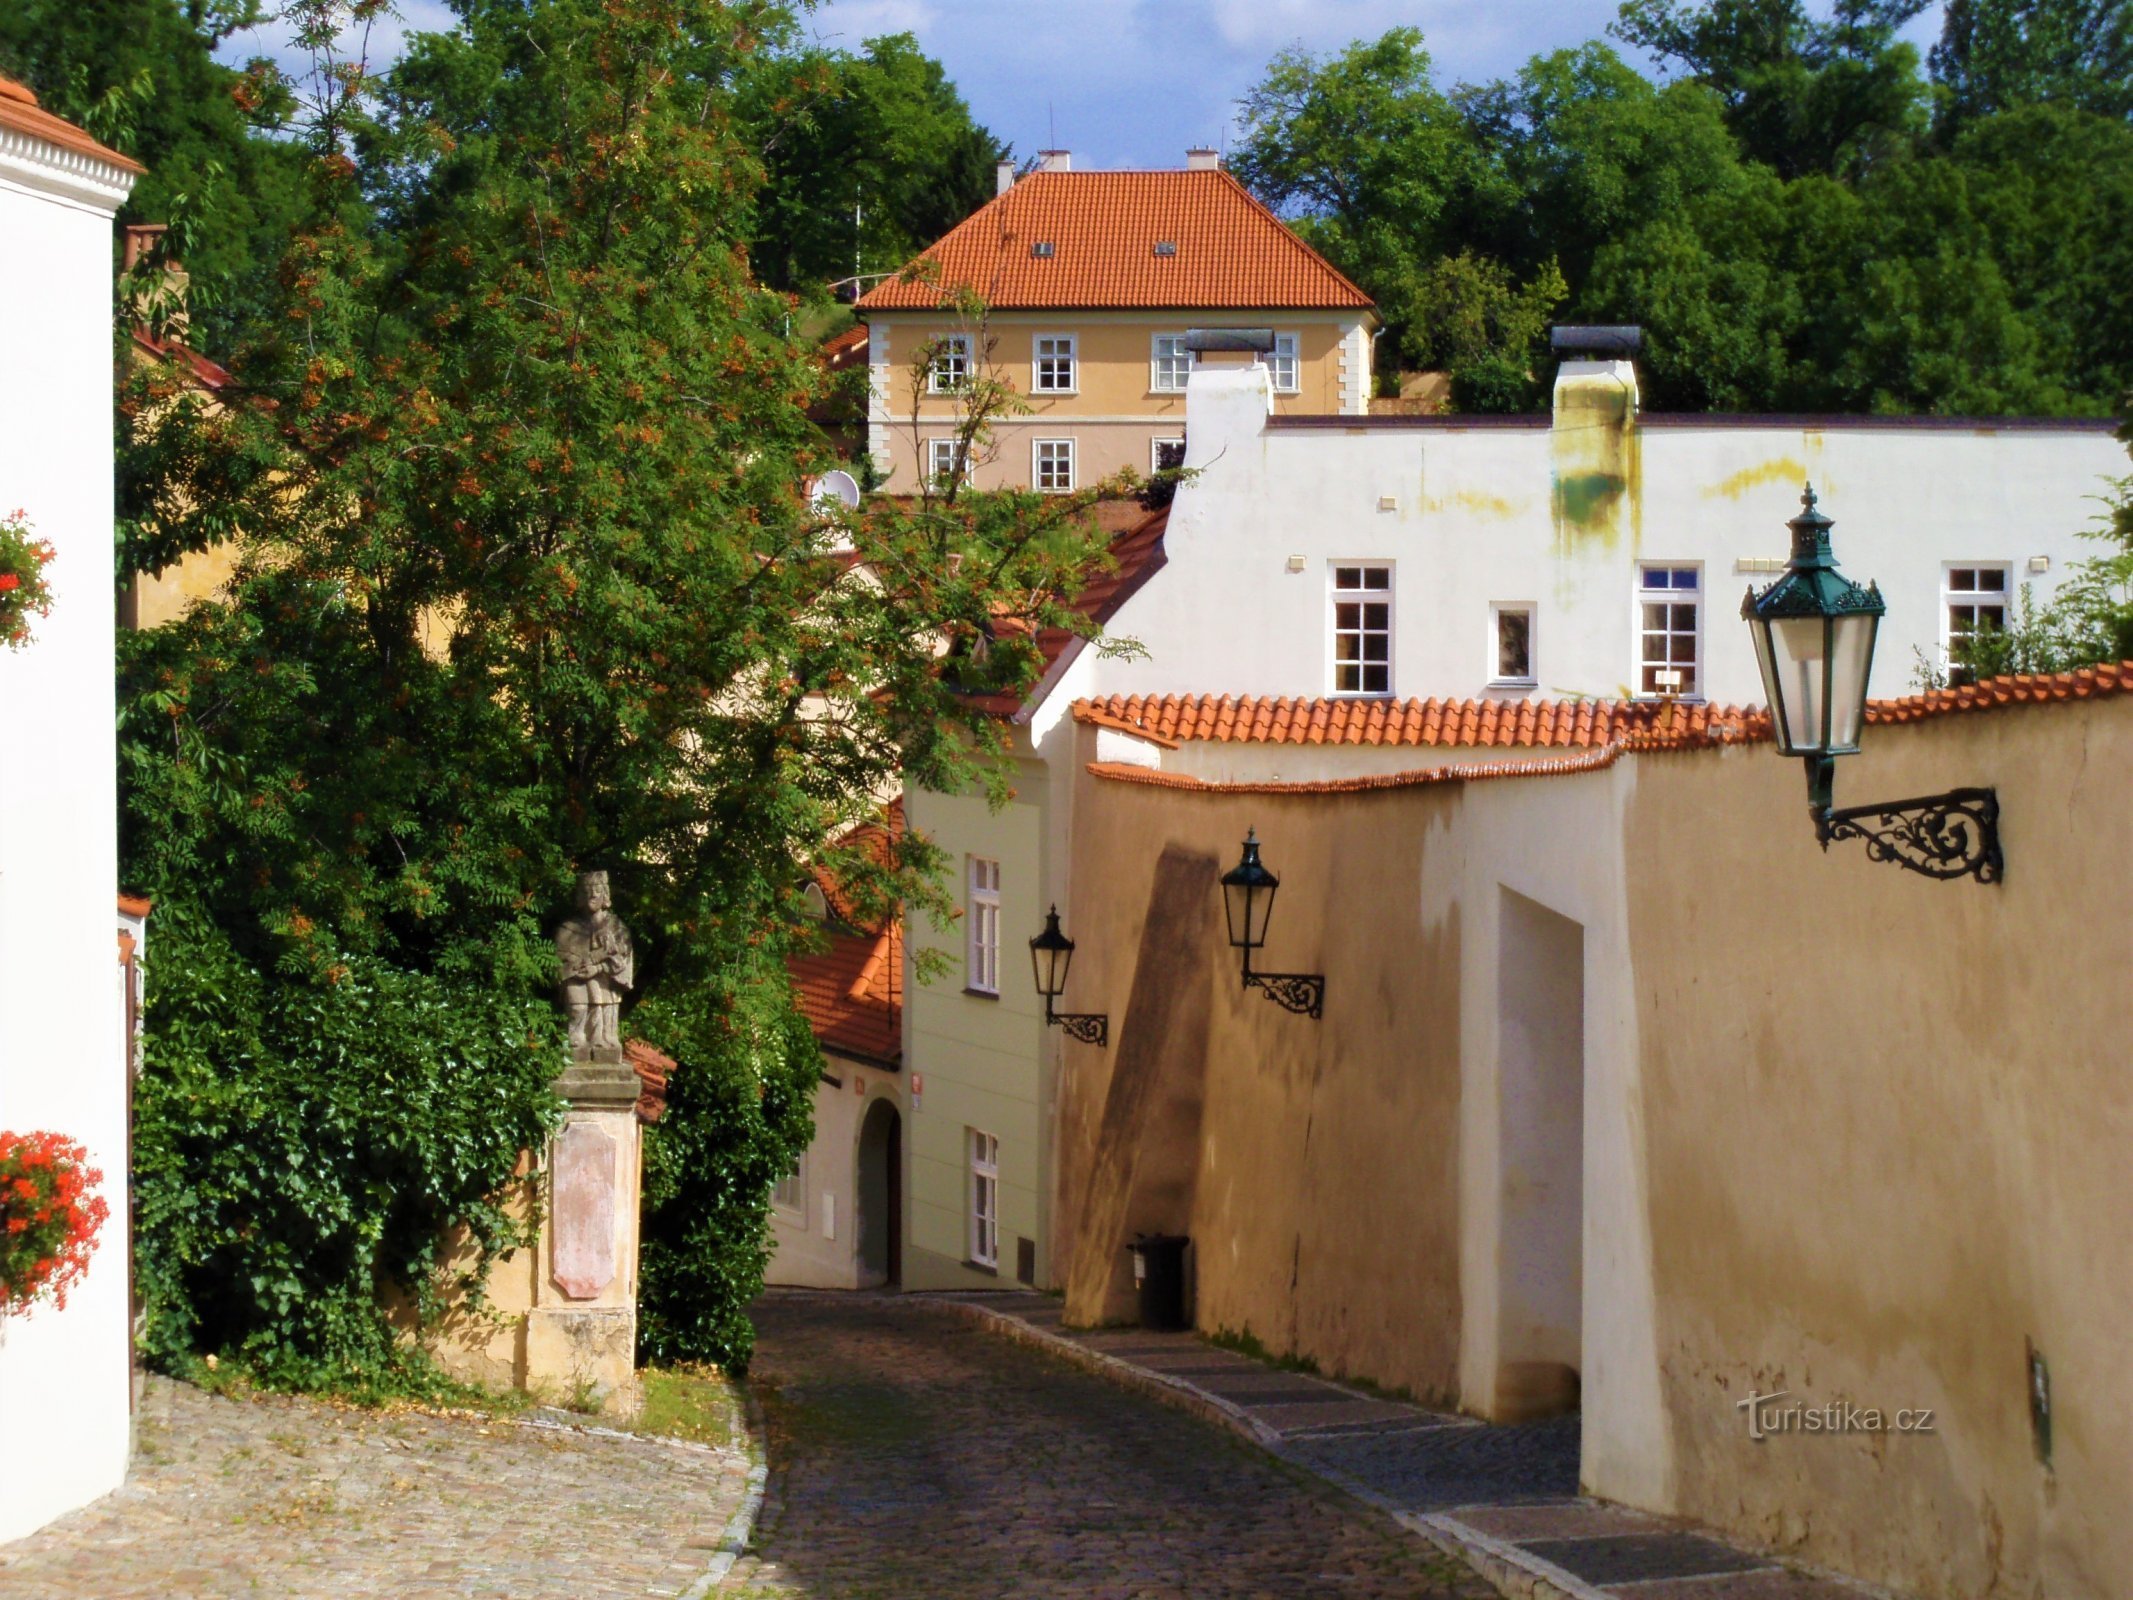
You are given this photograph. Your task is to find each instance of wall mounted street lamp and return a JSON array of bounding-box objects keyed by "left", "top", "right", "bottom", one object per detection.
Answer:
[
  {"left": 1742, "top": 485, "right": 2002, "bottom": 884},
  {"left": 1029, "top": 906, "right": 1108, "bottom": 1046},
  {"left": 1219, "top": 830, "right": 1326, "bottom": 1018}
]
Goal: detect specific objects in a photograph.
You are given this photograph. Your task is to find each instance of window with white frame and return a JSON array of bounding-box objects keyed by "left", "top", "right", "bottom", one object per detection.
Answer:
[
  {"left": 927, "top": 333, "right": 973, "bottom": 394},
  {"left": 1151, "top": 437, "right": 1185, "bottom": 475},
  {"left": 1330, "top": 563, "right": 1393, "bottom": 695},
  {"left": 1943, "top": 564, "right": 2010, "bottom": 686},
  {"left": 1033, "top": 334, "right": 1077, "bottom": 393},
  {"left": 1636, "top": 565, "right": 1701, "bottom": 698},
  {"left": 771, "top": 1153, "right": 805, "bottom": 1220},
  {"left": 1491, "top": 603, "right": 1536, "bottom": 686},
  {"left": 926, "top": 437, "right": 968, "bottom": 489},
  {"left": 966, "top": 856, "right": 1000, "bottom": 993},
  {"left": 967, "top": 1128, "right": 999, "bottom": 1268},
  {"left": 1267, "top": 331, "right": 1300, "bottom": 393},
  {"left": 1033, "top": 438, "right": 1076, "bottom": 493},
  {"left": 1150, "top": 333, "right": 1195, "bottom": 393}
]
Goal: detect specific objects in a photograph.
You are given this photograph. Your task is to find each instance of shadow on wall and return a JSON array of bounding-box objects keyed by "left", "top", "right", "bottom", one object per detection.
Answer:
[{"left": 1062, "top": 843, "right": 1220, "bottom": 1327}]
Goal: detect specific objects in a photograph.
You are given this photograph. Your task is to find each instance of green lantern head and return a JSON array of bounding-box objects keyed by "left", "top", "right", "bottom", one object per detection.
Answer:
[{"left": 1742, "top": 484, "right": 1886, "bottom": 759}]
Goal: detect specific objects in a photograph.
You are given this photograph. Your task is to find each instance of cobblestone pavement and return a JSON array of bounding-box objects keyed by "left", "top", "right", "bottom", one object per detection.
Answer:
[
  {"left": 934, "top": 1294, "right": 1884, "bottom": 1600},
  {"left": 720, "top": 1290, "right": 1494, "bottom": 1599},
  {"left": 0, "top": 1376, "right": 754, "bottom": 1599}
]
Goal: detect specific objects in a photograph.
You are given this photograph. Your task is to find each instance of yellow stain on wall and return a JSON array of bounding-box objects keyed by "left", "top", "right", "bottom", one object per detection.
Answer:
[
  {"left": 1704, "top": 457, "right": 1807, "bottom": 501},
  {"left": 1423, "top": 490, "right": 1528, "bottom": 518}
]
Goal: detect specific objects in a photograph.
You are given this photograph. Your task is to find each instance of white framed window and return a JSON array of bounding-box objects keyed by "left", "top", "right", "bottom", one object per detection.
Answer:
[
  {"left": 1033, "top": 334, "right": 1077, "bottom": 394},
  {"left": 1943, "top": 564, "right": 2010, "bottom": 686},
  {"left": 1033, "top": 438, "right": 1075, "bottom": 493},
  {"left": 1491, "top": 603, "right": 1536, "bottom": 687},
  {"left": 967, "top": 1129, "right": 999, "bottom": 1268},
  {"left": 1330, "top": 563, "right": 1393, "bottom": 696},
  {"left": 925, "top": 437, "right": 968, "bottom": 490},
  {"left": 1636, "top": 565, "right": 1702, "bottom": 698},
  {"left": 926, "top": 332, "right": 973, "bottom": 394},
  {"left": 1267, "top": 331, "right": 1300, "bottom": 393},
  {"left": 966, "top": 856, "right": 1000, "bottom": 994},
  {"left": 1151, "top": 437, "right": 1185, "bottom": 475},
  {"left": 1150, "top": 333, "right": 1195, "bottom": 393},
  {"left": 771, "top": 1153, "right": 805, "bottom": 1222}
]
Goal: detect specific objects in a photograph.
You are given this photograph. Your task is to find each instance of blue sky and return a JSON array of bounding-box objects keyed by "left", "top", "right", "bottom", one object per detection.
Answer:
[{"left": 220, "top": 0, "right": 1946, "bottom": 172}]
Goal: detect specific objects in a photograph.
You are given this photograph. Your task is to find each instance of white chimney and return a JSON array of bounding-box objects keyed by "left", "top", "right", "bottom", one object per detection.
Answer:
[
  {"left": 1186, "top": 148, "right": 1220, "bottom": 171},
  {"left": 1037, "top": 149, "right": 1071, "bottom": 173},
  {"left": 996, "top": 158, "right": 1015, "bottom": 196}
]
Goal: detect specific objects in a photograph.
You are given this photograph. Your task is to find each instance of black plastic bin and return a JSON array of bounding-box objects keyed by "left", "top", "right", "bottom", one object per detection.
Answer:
[{"left": 1128, "top": 1234, "right": 1189, "bottom": 1331}]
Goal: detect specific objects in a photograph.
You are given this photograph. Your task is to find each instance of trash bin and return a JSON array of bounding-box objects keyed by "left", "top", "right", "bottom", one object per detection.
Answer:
[{"left": 1128, "top": 1234, "right": 1189, "bottom": 1331}]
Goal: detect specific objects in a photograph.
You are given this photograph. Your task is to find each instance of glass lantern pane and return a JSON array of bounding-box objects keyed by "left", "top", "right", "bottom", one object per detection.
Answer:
[
  {"left": 1249, "top": 879, "right": 1276, "bottom": 947},
  {"left": 1223, "top": 879, "right": 1252, "bottom": 947},
  {"left": 1750, "top": 616, "right": 1785, "bottom": 735},
  {"left": 1827, "top": 613, "right": 1878, "bottom": 750},
  {"left": 1770, "top": 615, "right": 1832, "bottom": 754}
]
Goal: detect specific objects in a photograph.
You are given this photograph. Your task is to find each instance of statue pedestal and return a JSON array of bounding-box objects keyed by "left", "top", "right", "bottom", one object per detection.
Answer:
[{"left": 522, "top": 1057, "right": 643, "bottom": 1416}]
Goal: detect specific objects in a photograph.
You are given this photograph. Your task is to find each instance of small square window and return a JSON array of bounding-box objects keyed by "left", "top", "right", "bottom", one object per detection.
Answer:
[
  {"left": 1034, "top": 438, "right": 1075, "bottom": 493},
  {"left": 771, "top": 1155, "right": 805, "bottom": 1221},
  {"left": 927, "top": 333, "right": 973, "bottom": 394},
  {"left": 1033, "top": 334, "right": 1077, "bottom": 393},
  {"left": 1492, "top": 605, "right": 1535, "bottom": 685},
  {"left": 1151, "top": 437, "right": 1185, "bottom": 475},
  {"left": 926, "top": 437, "right": 968, "bottom": 490},
  {"left": 1331, "top": 563, "right": 1394, "bottom": 695},
  {"left": 1151, "top": 333, "right": 1195, "bottom": 393}
]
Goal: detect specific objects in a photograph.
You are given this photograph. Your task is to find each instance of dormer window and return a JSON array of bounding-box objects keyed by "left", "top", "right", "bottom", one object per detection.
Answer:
[
  {"left": 1030, "top": 241, "right": 1055, "bottom": 258},
  {"left": 1153, "top": 241, "right": 1178, "bottom": 257}
]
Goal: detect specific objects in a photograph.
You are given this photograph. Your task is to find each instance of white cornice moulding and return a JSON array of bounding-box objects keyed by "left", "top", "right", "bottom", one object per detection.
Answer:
[{"left": 0, "top": 128, "right": 137, "bottom": 215}]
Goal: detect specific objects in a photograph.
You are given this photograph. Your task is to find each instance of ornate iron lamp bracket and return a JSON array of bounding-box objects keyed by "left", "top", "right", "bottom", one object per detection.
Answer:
[
  {"left": 1244, "top": 971, "right": 1326, "bottom": 1019},
  {"left": 1043, "top": 997, "right": 1109, "bottom": 1047},
  {"left": 1815, "top": 787, "right": 2003, "bottom": 884}
]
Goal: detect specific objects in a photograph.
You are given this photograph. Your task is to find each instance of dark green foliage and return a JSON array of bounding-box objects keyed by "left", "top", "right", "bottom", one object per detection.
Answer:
[
  {"left": 121, "top": 0, "right": 1113, "bottom": 1389},
  {"left": 1234, "top": 9, "right": 2133, "bottom": 416},
  {"left": 0, "top": 0, "right": 308, "bottom": 360},
  {"left": 130, "top": 909, "right": 561, "bottom": 1391},
  {"left": 738, "top": 32, "right": 1004, "bottom": 295}
]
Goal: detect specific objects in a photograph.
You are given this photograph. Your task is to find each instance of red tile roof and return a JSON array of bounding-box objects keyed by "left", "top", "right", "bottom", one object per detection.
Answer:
[
  {"left": 1075, "top": 694, "right": 1757, "bottom": 748},
  {"left": 1082, "top": 665, "right": 2133, "bottom": 794},
  {"left": 624, "top": 1038, "right": 672, "bottom": 1124},
  {"left": 855, "top": 169, "right": 1373, "bottom": 313},
  {"left": 788, "top": 803, "right": 904, "bottom": 1068},
  {"left": 963, "top": 505, "right": 1170, "bottom": 719},
  {"left": 131, "top": 326, "right": 231, "bottom": 391},
  {"left": 0, "top": 75, "right": 144, "bottom": 175},
  {"left": 820, "top": 324, "right": 870, "bottom": 369}
]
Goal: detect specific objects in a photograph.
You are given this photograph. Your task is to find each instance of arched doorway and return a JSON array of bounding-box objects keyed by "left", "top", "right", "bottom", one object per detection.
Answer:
[{"left": 856, "top": 1098, "right": 902, "bottom": 1288}]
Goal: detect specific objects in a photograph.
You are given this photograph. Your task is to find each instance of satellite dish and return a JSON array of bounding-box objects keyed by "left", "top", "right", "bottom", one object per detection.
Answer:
[{"left": 809, "top": 469, "right": 861, "bottom": 511}]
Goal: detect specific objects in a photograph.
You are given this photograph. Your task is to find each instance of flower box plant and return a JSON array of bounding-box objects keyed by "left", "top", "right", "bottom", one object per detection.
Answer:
[
  {"left": 0, "top": 1132, "right": 109, "bottom": 1316},
  {"left": 0, "top": 509, "right": 56, "bottom": 650}
]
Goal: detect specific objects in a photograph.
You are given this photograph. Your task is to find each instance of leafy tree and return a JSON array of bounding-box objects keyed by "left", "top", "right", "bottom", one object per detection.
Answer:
[
  {"left": 738, "top": 32, "right": 1004, "bottom": 295},
  {"left": 1612, "top": 0, "right": 1932, "bottom": 178},
  {"left": 124, "top": 0, "right": 1117, "bottom": 1381},
  {"left": 1931, "top": 0, "right": 2133, "bottom": 129},
  {"left": 0, "top": 0, "right": 308, "bottom": 359}
]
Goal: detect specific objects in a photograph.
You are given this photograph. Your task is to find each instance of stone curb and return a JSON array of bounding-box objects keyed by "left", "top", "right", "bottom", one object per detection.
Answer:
[
  {"left": 923, "top": 1294, "right": 1285, "bottom": 1449},
  {"left": 682, "top": 1383, "right": 770, "bottom": 1598}
]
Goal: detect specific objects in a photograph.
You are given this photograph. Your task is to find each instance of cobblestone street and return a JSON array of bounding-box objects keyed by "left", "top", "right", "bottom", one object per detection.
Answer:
[
  {"left": 0, "top": 1376, "right": 754, "bottom": 1599},
  {"left": 721, "top": 1291, "right": 1492, "bottom": 1599}
]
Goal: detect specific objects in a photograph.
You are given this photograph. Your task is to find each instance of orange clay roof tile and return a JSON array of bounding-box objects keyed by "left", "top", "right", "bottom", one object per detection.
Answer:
[
  {"left": 856, "top": 169, "right": 1373, "bottom": 313},
  {"left": 0, "top": 75, "right": 144, "bottom": 175},
  {"left": 787, "top": 801, "right": 904, "bottom": 1068}
]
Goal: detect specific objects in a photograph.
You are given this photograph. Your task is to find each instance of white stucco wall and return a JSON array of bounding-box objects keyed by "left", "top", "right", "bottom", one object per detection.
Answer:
[
  {"left": 0, "top": 125, "right": 136, "bottom": 1542},
  {"left": 766, "top": 1066, "right": 905, "bottom": 1290},
  {"left": 1084, "top": 368, "right": 2124, "bottom": 710}
]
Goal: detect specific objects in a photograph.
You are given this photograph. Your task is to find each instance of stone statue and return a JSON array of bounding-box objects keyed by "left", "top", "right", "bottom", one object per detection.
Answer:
[{"left": 556, "top": 871, "right": 633, "bottom": 1061}]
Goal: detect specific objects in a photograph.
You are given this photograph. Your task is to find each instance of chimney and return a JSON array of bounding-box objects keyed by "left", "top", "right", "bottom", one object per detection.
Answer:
[
  {"left": 122, "top": 223, "right": 190, "bottom": 342},
  {"left": 1037, "top": 149, "right": 1071, "bottom": 173},
  {"left": 995, "top": 157, "right": 1015, "bottom": 196},
  {"left": 1549, "top": 325, "right": 1642, "bottom": 422},
  {"left": 1185, "top": 147, "right": 1220, "bottom": 171}
]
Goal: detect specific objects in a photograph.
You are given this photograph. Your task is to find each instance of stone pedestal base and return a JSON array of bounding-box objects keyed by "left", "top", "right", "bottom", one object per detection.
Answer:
[{"left": 416, "top": 1057, "right": 645, "bottom": 1418}]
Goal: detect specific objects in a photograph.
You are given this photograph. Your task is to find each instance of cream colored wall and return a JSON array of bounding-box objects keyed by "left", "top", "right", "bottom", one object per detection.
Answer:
[
  {"left": 766, "top": 1064, "right": 905, "bottom": 1289},
  {"left": 902, "top": 761, "right": 1053, "bottom": 1289},
  {"left": 867, "top": 311, "right": 1364, "bottom": 491},
  {"left": 1057, "top": 695, "right": 2133, "bottom": 1599},
  {"left": 1614, "top": 702, "right": 2133, "bottom": 1599}
]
